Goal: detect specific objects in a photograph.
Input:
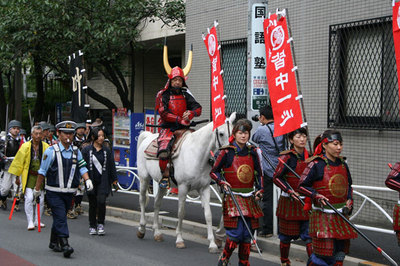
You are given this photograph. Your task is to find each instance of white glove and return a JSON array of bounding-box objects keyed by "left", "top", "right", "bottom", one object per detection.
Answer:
[
  {"left": 33, "top": 189, "right": 41, "bottom": 202},
  {"left": 85, "top": 179, "right": 93, "bottom": 191}
]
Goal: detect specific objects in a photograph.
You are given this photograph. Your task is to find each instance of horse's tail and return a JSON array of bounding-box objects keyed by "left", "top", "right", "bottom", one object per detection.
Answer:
[{"left": 137, "top": 130, "right": 153, "bottom": 152}]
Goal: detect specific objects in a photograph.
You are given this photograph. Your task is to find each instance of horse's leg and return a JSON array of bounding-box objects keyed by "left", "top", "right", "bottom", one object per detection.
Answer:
[
  {"left": 200, "top": 185, "right": 219, "bottom": 253},
  {"left": 215, "top": 214, "right": 225, "bottom": 248},
  {"left": 137, "top": 175, "right": 150, "bottom": 239},
  {"left": 153, "top": 186, "right": 167, "bottom": 242},
  {"left": 175, "top": 184, "right": 188, "bottom": 249}
]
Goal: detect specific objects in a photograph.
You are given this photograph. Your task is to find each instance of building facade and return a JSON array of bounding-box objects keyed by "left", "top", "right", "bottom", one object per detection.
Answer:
[{"left": 186, "top": 0, "right": 399, "bottom": 228}]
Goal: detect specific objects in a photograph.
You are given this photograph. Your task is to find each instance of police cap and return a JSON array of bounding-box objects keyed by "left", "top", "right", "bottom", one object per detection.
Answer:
[{"left": 56, "top": 121, "right": 77, "bottom": 133}]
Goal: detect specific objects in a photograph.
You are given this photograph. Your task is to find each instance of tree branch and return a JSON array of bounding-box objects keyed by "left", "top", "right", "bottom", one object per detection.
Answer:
[{"left": 86, "top": 86, "right": 117, "bottom": 110}]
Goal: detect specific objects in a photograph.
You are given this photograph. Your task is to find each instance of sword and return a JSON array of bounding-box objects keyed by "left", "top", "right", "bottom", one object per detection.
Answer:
[{"left": 285, "top": 159, "right": 398, "bottom": 266}]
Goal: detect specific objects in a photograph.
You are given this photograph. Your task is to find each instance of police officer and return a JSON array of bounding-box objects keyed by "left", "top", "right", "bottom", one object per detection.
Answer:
[
  {"left": 34, "top": 121, "right": 94, "bottom": 258},
  {"left": 0, "top": 120, "right": 22, "bottom": 210}
]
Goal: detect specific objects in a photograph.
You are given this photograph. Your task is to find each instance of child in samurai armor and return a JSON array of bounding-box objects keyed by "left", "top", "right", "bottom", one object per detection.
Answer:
[
  {"left": 385, "top": 162, "right": 400, "bottom": 246},
  {"left": 210, "top": 119, "right": 264, "bottom": 266},
  {"left": 298, "top": 130, "right": 357, "bottom": 266},
  {"left": 273, "top": 128, "right": 312, "bottom": 265}
]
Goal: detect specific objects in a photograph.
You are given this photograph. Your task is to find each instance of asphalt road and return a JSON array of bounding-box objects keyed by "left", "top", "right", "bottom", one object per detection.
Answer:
[
  {"left": 103, "top": 191, "right": 400, "bottom": 265},
  {"left": 0, "top": 200, "right": 284, "bottom": 266}
]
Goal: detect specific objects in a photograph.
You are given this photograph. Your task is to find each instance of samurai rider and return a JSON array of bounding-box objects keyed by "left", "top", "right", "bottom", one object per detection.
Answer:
[
  {"left": 155, "top": 43, "right": 202, "bottom": 189},
  {"left": 210, "top": 119, "right": 264, "bottom": 266}
]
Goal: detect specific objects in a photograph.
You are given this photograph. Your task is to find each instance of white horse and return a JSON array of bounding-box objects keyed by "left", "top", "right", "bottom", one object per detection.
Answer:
[{"left": 136, "top": 112, "right": 236, "bottom": 253}]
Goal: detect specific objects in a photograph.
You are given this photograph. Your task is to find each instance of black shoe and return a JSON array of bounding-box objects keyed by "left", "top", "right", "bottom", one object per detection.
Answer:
[
  {"left": 59, "top": 237, "right": 74, "bottom": 258},
  {"left": 49, "top": 232, "right": 62, "bottom": 252}
]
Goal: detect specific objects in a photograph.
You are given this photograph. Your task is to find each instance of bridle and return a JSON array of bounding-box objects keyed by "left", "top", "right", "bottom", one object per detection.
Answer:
[{"left": 215, "top": 119, "right": 231, "bottom": 149}]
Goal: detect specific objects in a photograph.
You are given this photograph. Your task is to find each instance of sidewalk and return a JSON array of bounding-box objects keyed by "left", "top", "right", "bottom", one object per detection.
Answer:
[{"left": 81, "top": 202, "right": 387, "bottom": 266}]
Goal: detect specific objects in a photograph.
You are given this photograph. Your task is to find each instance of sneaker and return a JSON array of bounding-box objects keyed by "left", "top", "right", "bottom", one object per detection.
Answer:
[
  {"left": 97, "top": 224, "right": 105, "bottom": 235},
  {"left": 34, "top": 222, "right": 46, "bottom": 228},
  {"left": 89, "top": 227, "right": 97, "bottom": 235},
  {"left": 27, "top": 221, "right": 35, "bottom": 231}
]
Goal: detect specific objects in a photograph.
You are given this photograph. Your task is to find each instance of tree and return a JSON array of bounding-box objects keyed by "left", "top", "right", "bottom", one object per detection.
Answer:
[{"left": 0, "top": 0, "right": 185, "bottom": 124}]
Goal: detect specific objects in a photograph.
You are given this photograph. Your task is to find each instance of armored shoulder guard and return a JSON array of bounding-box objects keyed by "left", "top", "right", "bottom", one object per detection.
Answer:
[
  {"left": 279, "top": 149, "right": 296, "bottom": 156},
  {"left": 305, "top": 154, "right": 324, "bottom": 163},
  {"left": 219, "top": 144, "right": 235, "bottom": 151}
]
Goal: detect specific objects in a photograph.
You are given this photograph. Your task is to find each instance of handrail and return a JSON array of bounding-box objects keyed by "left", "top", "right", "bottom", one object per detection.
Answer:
[{"left": 116, "top": 166, "right": 397, "bottom": 235}]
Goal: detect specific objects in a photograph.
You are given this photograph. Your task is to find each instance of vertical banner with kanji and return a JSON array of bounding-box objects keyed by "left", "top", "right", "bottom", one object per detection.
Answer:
[
  {"left": 264, "top": 14, "right": 303, "bottom": 137},
  {"left": 69, "top": 50, "right": 88, "bottom": 123},
  {"left": 203, "top": 25, "right": 226, "bottom": 130},
  {"left": 393, "top": 2, "right": 400, "bottom": 113}
]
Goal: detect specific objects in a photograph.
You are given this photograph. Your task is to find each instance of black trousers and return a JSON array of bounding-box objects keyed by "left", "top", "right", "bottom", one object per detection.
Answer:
[
  {"left": 261, "top": 177, "right": 273, "bottom": 234},
  {"left": 88, "top": 193, "right": 106, "bottom": 228}
]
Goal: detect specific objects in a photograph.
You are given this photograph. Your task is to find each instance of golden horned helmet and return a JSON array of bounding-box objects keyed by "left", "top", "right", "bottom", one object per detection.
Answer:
[{"left": 163, "top": 39, "right": 193, "bottom": 80}]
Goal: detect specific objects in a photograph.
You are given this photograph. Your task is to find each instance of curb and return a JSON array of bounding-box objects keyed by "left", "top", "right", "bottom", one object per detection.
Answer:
[{"left": 81, "top": 202, "right": 380, "bottom": 266}]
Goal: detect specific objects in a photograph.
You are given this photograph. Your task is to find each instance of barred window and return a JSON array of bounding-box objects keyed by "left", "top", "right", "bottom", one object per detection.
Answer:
[
  {"left": 220, "top": 38, "right": 247, "bottom": 119},
  {"left": 328, "top": 16, "right": 400, "bottom": 129}
]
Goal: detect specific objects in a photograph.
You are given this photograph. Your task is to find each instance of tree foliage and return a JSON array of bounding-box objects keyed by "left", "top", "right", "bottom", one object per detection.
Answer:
[{"left": 0, "top": 0, "right": 185, "bottom": 123}]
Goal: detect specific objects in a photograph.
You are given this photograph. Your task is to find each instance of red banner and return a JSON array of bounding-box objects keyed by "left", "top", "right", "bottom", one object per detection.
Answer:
[
  {"left": 264, "top": 14, "right": 304, "bottom": 137},
  {"left": 393, "top": 2, "right": 400, "bottom": 113},
  {"left": 203, "top": 26, "right": 226, "bottom": 130}
]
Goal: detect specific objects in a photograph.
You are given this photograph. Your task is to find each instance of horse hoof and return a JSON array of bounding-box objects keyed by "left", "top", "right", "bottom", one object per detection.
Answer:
[
  {"left": 154, "top": 234, "right": 163, "bottom": 242},
  {"left": 215, "top": 238, "right": 223, "bottom": 248},
  {"left": 137, "top": 230, "right": 145, "bottom": 239},
  {"left": 176, "top": 241, "right": 186, "bottom": 249},
  {"left": 209, "top": 246, "right": 219, "bottom": 253}
]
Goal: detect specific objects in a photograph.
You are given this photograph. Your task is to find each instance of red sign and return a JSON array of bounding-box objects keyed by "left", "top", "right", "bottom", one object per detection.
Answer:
[
  {"left": 203, "top": 26, "right": 226, "bottom": 130},
  {"left": 264, "top": 14, "right": 304, "bottom": 137},
  {"left": 393, "top": 2, "right": 400, "bottom": 113}
]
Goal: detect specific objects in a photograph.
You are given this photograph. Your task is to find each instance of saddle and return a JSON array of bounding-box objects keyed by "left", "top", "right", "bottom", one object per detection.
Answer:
[{"left": 144, "top": 129, "right": 193, "bottom": 160}]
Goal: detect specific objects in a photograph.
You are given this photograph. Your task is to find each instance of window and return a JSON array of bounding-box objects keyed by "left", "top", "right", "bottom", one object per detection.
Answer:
[
  {"left": 220, "top": 38, "right": 247, "bottom": 119},
  {"left": 328, "top": 16, "right": 400, "bottom": 129}
]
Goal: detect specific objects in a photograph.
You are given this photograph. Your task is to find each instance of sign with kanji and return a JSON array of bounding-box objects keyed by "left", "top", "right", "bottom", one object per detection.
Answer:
[
  {"left": 251, "top": 3, "right": 268, "bottom": 110},
  {"left": 69, "top": 50, "right": 88, "bottom": 123},
  {"left": 203, "top": 25, "right": 226, "bottom": 130},
  {"left": 264, "top": 13, "right": 303, "bottom": 137}
]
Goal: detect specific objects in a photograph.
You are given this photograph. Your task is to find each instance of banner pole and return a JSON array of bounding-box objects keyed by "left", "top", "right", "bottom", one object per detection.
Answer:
[{"left": 284, "top": 9, "right": 313, "bottom": 152}]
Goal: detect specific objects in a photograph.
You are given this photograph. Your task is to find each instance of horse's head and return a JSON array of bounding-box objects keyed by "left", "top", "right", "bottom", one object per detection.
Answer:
[{"left": 214, "top": 112, "right": 236, "bottom": 149}]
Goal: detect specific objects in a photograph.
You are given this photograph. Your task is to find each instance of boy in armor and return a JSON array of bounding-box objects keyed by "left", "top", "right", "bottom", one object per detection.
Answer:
[
  {"left": 0, "top": 120, "right": 22, "bottom": 210},
  {"left": 210, "top": 119, "right": 264, "bottom": 266}
]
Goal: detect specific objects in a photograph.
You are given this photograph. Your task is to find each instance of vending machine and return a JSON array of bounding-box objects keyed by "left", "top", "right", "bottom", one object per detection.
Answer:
[{"left": 112, "top": 108, "right": 144, "bottom": 190}]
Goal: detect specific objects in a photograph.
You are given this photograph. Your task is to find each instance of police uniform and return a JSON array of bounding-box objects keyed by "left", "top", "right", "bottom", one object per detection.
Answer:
[
  {"left": 0, "top": 120, "right": 22, "bottom": 210},
  {"left": 36, "top": 121, "right": 92, "bottom": 258}
]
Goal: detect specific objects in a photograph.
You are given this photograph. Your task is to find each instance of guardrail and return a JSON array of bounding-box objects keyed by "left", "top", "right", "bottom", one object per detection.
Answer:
[
  {"left": 117, "top": 166, "right": 397, "bottom": 235},
  {"left": 115, "top": 166, "right": 223, "bottom": 207}
]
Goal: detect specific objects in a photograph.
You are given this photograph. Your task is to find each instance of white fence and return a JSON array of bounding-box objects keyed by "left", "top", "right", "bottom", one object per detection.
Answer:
[{"left": 116, "top": 166, "right": 397, "bottom": 235}]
